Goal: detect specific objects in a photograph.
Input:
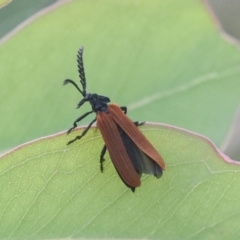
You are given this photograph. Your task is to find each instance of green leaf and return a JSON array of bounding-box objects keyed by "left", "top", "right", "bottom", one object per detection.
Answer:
[
  {"left": 1, "top": 1, "right": 240, "bottom": 238},
  {"left": 0, "top": 123, "right": 239, "bottom": 239},
  {"left": 0, "top": 0, "right": 56, "bottom": 38},
  {"left": 0, "top": 0, "right": 10, "bottom": 8},
  {"left": 1, "top": 0, "right": 240, "bottom": 151}
]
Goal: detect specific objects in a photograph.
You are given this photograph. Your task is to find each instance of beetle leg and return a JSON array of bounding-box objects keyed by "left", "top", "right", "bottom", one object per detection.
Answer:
[
  {"left": 67, "top": 117, "right": 96, "bottom": 145},
  {"left": 120, "top": 106, "right": 127, "bottom": 114},
  {"left": 134, "top": 121, "right": 145, "bottom": 126},
  {"left": 67, "top": 110, "right": 93, "bottom": 134},
  {"left": 100, "top": 145, "right": 107, "bottom": 172},
  {"left": 120, "top": 106, "right": 145, "bottom": 126}
]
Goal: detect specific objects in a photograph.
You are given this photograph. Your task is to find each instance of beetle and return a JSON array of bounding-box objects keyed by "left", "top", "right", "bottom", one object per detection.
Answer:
[{"left": 64, "top": 46, "right": 165, "bottom": 191}]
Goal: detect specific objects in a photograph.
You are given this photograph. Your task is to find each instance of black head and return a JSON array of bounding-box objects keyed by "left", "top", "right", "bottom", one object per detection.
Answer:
[{"left": 63, "top": 47, "right": 110, "bottom": 112}]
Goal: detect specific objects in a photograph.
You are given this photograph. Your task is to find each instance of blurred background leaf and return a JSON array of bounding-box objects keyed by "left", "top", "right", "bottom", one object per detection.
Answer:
[
  {"left": 0, "top": 0, "right": 11, "bottom": 9},
  {"left": 208, "top": 0, "right": 240, "bottom": 43},
  {"left": 206, "top": 0, "right": 240, "bottom": 159},
  {"left": 1, "top": 0, "right": 240, "bottom": 154},
  {"left": 0, "top": 0, "right": 56, "bottom": 38}
]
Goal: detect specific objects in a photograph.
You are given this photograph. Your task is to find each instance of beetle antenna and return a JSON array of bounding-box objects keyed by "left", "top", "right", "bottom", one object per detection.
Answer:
[
  {"left": 63, "top": 79, "right": 84, "bottom": 96},
  {"left": 77, "top": 46, "right": 87, "bottom": 96}
]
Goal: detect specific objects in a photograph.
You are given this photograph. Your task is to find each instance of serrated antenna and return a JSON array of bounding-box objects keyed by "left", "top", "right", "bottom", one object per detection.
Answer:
[{"left": 77, "top": 46, "right": 86, "bottom": 96}]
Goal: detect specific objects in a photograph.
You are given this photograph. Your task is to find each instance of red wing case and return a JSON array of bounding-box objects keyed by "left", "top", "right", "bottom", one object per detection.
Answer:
[
  {"left": 97, "top": 112, "right": 141, "bottom": 189},
  {"left": 108, "top": 104, "right": 165, "bottom": 171},
  {"left": 117, "top": 124, "right": 163, "bottom": 178}
]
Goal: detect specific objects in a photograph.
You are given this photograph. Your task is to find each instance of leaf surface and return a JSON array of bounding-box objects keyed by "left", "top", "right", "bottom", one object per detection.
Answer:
[{"left": 0, "top": 124, "right": 239, "bottom": 239}]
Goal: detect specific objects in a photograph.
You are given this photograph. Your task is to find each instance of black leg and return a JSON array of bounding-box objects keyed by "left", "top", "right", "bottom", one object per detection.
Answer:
[
  {"left": 120, "top": 106, "right": 127, "bottom": 114},
  {"left": 67, "top": 110, "right": 93, "bottom": 134},
  {"left": 134, "top": 121, "right": 145, "bottom": 126},
  {"left": 67, "top": 117, "right": 96, "bottom": 145},
  {"left": 120, "top": 106, "right": 144, "bottom": 126},
  {"left": 100, "top": 145, "right": 107, "bottom": 172}
]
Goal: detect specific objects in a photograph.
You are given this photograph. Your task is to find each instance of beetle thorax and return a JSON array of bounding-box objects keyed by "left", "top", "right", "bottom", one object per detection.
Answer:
[{"left": 87, "top": 93, "right": 110, "bottom": 112}]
